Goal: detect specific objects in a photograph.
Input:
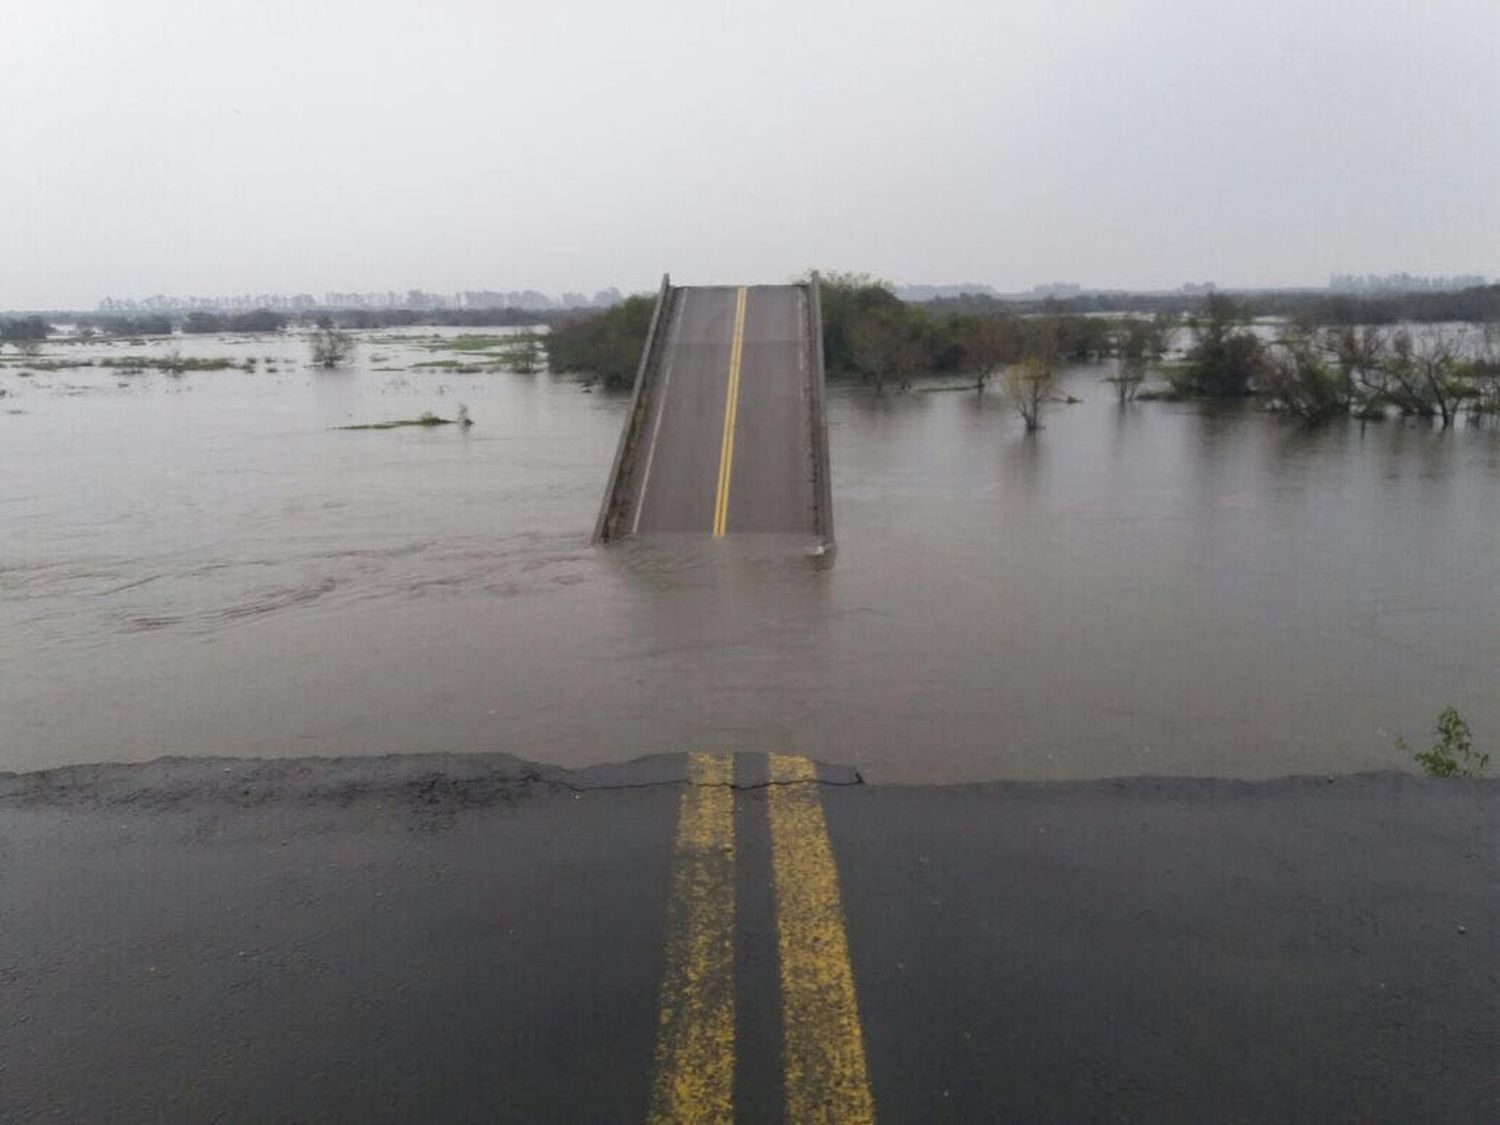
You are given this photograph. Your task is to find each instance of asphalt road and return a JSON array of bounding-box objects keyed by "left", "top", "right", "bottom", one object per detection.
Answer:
[
  {"left": 625, "top": 286, "right": 817, "bottom": 536},
  {"left": 2, "top": 754, "right": 1494, "bottom": 1122}
]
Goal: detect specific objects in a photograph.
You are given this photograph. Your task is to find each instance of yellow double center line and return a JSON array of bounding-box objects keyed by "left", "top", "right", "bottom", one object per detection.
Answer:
[
  {"left": 711, "top": 287, "right": 749, "bottom": 537},
  {"left": 648, "top": 753, "right": 737, "bottom": 1122},
  {"left": 766, "top": 753, "right": 876, "bottom": 1123},
  {"left": 648, "top": 752, "right": 875, "bottom": 1124}
]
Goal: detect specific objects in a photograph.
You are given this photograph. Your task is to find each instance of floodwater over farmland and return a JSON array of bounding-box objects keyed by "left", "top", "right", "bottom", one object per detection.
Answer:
[{"left": 2, "top": 327, "right": 1496, "bottom": 782}]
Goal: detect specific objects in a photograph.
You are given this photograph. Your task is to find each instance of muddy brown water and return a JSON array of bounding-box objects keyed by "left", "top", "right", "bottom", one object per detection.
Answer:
[{"left": 2, "top": 328, "right": 1496, "bottom": 782}]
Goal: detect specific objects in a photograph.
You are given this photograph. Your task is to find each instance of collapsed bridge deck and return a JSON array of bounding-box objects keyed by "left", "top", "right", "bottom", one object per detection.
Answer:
[{"left": 594, "top": 277, "right": 833, "bottom": 544}]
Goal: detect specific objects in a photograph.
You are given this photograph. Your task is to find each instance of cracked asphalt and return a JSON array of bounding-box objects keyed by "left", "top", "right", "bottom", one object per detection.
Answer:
[{"left": 1, "top": 753, "right": 1494, "bottom": 1122}]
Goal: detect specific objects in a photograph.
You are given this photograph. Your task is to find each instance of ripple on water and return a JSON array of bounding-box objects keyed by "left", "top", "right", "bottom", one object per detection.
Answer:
[
  {"left": 121, "top": 577, "right": 340, "bottom": 634},
  {"left": 72, "top": 533, "right": 603, "bottom": 637}
]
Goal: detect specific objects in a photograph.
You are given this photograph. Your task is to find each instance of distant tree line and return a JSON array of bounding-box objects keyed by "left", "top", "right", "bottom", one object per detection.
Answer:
[
  {"left": 80, "top": 313, "right": 175, "bottom": 335},
  {"left": 15, "top": 277, "right": 1496, "bottom": 432},
  {"left": 328, "top": 307, "right": 548, "bottom": 330},
  {"left": 1241, "top": 286, "right": 1500, "bottom": 325},
  {"left": 10, "top": 281, "right": 1493, "bottom": 343},
  {"left": 183, "top": 310, "right": 289, "bottom": 333},
  {"left": 922, "top": 283, "right": 1500, "bottom": 325},
  {"left": 29, "top": 307, "right": 552, "bottom": 337}
]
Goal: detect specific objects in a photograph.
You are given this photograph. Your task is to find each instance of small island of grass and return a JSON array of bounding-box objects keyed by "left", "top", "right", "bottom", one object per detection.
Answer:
[{"left": 335, "top": 407, "right": 472, "bottom": 431}]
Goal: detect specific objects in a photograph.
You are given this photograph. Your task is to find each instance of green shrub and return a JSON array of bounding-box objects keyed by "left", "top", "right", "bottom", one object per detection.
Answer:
[{"left": 1402, "top": 706, "right": 1488, "bottom": 778}]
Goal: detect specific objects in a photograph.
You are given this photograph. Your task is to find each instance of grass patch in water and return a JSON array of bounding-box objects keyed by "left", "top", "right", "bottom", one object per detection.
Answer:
[
  {"left": 438, "top": 335, "right": 510, "bottom": 352},
  {"left": 1, "top": 358, "right": 92, "bottom": 371},
  {"left": 336, "top": 408, "right": 471, "bottom": 431},
  {"left": 408, "top": 335, "right": 509, "bottom": 354},
  {"left": 98, "top": 355, "right": 245, "bottom": 372},
  {"left": 411, "top": 360, "right": 502, "bottom": 373},
  {"left": 918, "top": 381, "right": 983, "bottom": 393}
]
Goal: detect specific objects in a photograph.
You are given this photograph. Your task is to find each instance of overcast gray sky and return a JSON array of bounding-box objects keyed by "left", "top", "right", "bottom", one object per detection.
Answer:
[{"left": 3, "top": 0, "right": 1496, "bottom": 308}]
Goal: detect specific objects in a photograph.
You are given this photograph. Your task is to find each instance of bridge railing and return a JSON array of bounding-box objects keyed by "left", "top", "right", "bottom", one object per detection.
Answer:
[
  {"left": 592, "top": 273, "right": 673, "bottom": 543},
  {"left": 808, "top": 273, "right": 835, "bottom": 548}
]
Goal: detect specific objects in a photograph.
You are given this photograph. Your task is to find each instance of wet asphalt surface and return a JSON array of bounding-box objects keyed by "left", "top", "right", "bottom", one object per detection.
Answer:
[
  {"left": 616, "top": 285, "right": 819, "bottom": 537},
  {"left": 1, "top": 753, "right": 1494, "bottom": 1123}
]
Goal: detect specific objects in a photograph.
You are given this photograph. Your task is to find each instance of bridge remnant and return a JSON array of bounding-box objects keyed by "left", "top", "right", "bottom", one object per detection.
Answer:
[{"left": 594, "top": 275, "right": 833, "bottom": 546}]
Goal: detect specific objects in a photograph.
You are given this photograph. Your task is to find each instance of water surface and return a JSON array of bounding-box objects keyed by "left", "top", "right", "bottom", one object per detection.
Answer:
[{"left": 2, "top": 330, "right": 1495, "bottom": 781}]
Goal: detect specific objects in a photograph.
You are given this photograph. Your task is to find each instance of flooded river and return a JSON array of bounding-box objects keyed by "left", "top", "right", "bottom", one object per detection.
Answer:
[{"left": 2, "top": 328, "right": 1496, "bottom": 782}]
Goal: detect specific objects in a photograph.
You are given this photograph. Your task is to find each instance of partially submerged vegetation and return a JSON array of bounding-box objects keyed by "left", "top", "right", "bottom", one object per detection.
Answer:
[
  {"left": 1, "top": 317, "right": 550, "bottom": 384},
  {"left": 817, "top": 279, "right": 1499, "bottom": 426},
  {"left": 538, "top": 274, "right": 1500, "bottom": 430},
  {"left": 101, "top": 353, "right": 245, "bottom": 373},
  {"left": 432, "top": 334, "right": 512, "bottom": 353},
  {"left": 412, "top": 359, "right": 492, "bottom": 371},
  {"left": 353, "top": 330, "right": 542, "bottom": 374},
  {"left": 502, "top": 331, "right": 544, "bottom": 373},
  {"left": 546, "top": 295, "right": 657, "bottom": 387},
  {"left": 9, "top": 279, "right": 1495, "bottom": 430},
  {"left": 0, "top": 352, "right": 247, "bottom": 373},
  {"left": 183, "top": 310, "right": 288, "bottom": 334},
  {"left": 309, "top": 321, "right": 356, "bottom": 369},
  {"left": 1261, "top": 320, "right": 1498, "bottom": 426},
  {"left": 336, "top": 405, "right": 472, "bottom": 431},
  {"left": 1005, "top": 356, "right": 1056, "bottom": 432},
  {"left": 1, "top": 315, "right": 51, "bottom": 344}
]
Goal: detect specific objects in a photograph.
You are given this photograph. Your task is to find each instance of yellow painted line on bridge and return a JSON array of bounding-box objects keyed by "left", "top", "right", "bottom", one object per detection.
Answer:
[
  {"left": 647, "top": 752, "right": 737, "bottom": 1124},
  {"left": 711, "top": 287, "right": 749, "bottom": 536},
  {"left": 768, "top": 753, "right": 876, "bottom": 1124}
]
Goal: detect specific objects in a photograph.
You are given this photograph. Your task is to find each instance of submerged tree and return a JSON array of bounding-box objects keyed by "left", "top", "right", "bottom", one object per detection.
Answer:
[
  {"left": 1184, "top": 294, "right": 1266, "bottom": 396},
  {"left": 958, "top": 315, "right": 1015, "bottom": 394},
  {"left": 1248, "top": 321, "right": 1495, "bottom": 427},
  {"left": 1006, "top": 354, "right": 1054, "bottom": 432},
  {"left": 1261, "top": 323, "right": 1356, "bottom": 423},
  {"left": 1469, "top": 322, "right": 1500, "bottom": 418},
  {"left": 1146, "top": 310, "right": 1180, "bottom": 364},
  {"left": 1106, "top": 317, "right": 1151, "bottom": 404},
  {"left": 309, "top": 318, "right": 355, "bottom": 369},
  {"left": 1348, "top": 325, "right": 1473, "bottom": 427},
  {"left": 847, "top": 305, "right": 927, "bottom": 394},
  {"left": 1394, "top": 325, "right": 1473, "bottom": 429},
  {"left": 504, "top": 330, "right": 544, "bottom": 374}
]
